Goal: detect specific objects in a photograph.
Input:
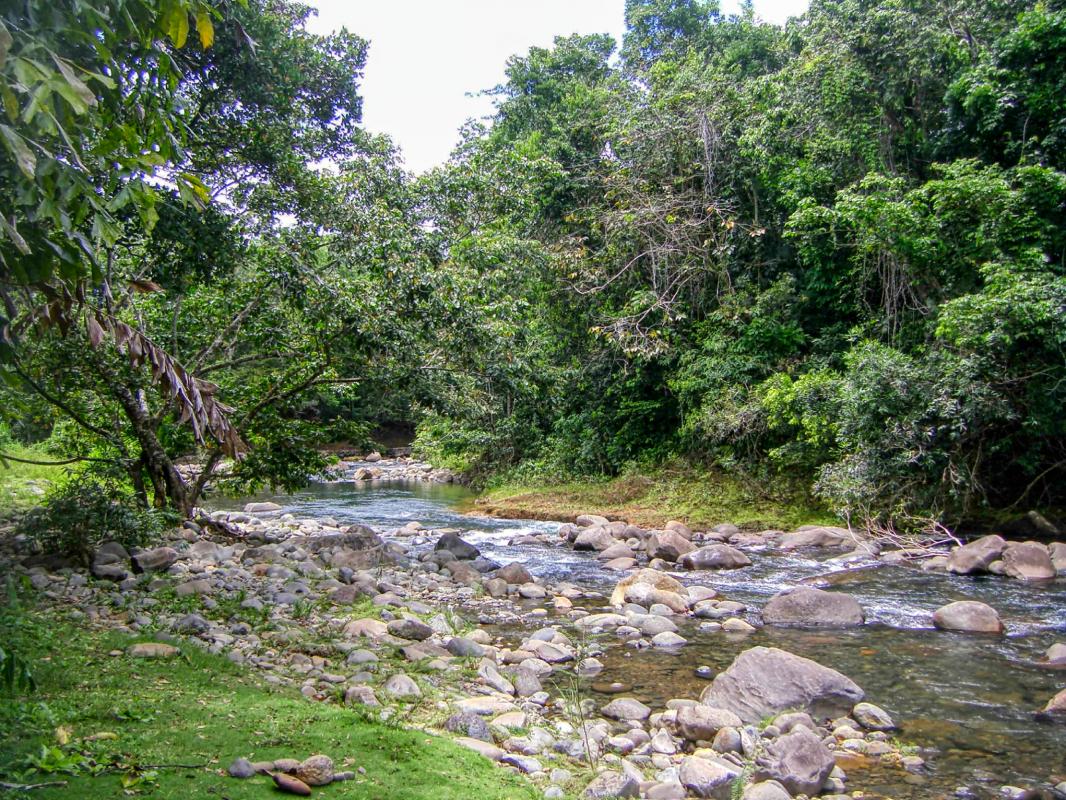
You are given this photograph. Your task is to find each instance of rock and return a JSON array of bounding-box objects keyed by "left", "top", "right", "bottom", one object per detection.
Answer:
[
  {"left": 598, "top": 543, "right": 635, "bottom": 560},
  {"left": 127, "top": 642, "right": 179, "bottom": 658},
  {"left": 577, "top": 514, "right": 611, "bottom": 528},
  {"left": 947, "top": 534, "right": 1007, "bottom": 575},
  {"left": 678, "top": 755, "right": 741, "bottom": 799},
  {"left": 675, "top": 706, "right": 743, "bottom": 742},
  {"left": 652, "top": 631, "right": 687, "bottom": 647},
  {"left": 245, "top": 501, "right": 283, "bottom": 513},
  {"left": 574, "top": 527, "right": 616, "bottom": 551},
  {"left": 344, "top": 685, "right": 380, "bottom": 707},
  {"left": 700, "top": 646, "right": 864, "bottom": 723},
  {"left": 383, "top": 673, "right": 421, "bottom": 698},
  {"left": 665, "top": 520, "right": 694, "bottom": 539},
  {"left": 1050, "top": 542, "right": 1066, "bottom": 572},
  {"left": 584, "top": 770, "right": 639, "bottom": 798},
  {"left": 680, "top": 544, "right": 751, "bottom": 570},
  {"left": 852, "top": 701, "right": 896, "bottom": 730},
  {"left": 741, "top": 780, "right": 792, "bottom": 800},
  {"left": 456, "top": 736, "right": 505, "bottom": 760},
  {"left": 761, "top": 587, "right": 865, "bottom": 627},
  {"left": 646, "top": 531, "right": 697, "bottom": 562},
  {"left": 344, "top": 618, "right": 388, "bottom": 638},
  {"left": 447, "top": 636, "right": 486, "bottom": 658},
  {"left": 933, "top": 601, "right": 1004, "bottom": 634},
  {"left": 174, "top": 613, "right": 210, "bottom": 633},
  {"left": 387, "top": 618, "right": 434, "bottom": 641},
  {"left": 436, "top": 532, "right": 480, "bottom": 560},
  {"left": 779, "top": 526, "right": 854, "bottom": 550},
  {"left": 175, "top": 579, "right": 213, "bottom": 597},
  {"left": 272, "top": 772, "right": 312, "bottom": 795},
  {"left": 478, "top": 661, "right": 515, "bottom": 695},
  {"left": 132, "top": 547, "right": 178, "bottom": 573},
  {"left": 610, "top": 569, "right": 686, "bottom": 608},
  {"left": 1042, "top": 687, "right": 1066, "bottom": 715},
  {"left": 446, "top": 711, "right": 492, "bottom": 742},
  {"left": 496, "top": 562, "right": 533, "bottom": 584},
  {"left": 364, "top": 451, "right": 382, "bottom": 462},
  {"left": 753, "top": 726, "right": 835, "bottom": 796},
  {"left": 1001, "top": 541, "right": 1056, "bottom": 581},
  {"left": 602, "top": 697, "right": 652, "bottom": 721},
  {"left": 227, "top": 757, "right": 255, "bottom": 778},
  {"left": 1046, "top": 643, "right": 1066, "bottom": 664},
  {"left": 295, "top": 754, "right": 334, "bottom": 786},
  {"left": 485, "top": 578, "right": 508, "bottom": 597}
]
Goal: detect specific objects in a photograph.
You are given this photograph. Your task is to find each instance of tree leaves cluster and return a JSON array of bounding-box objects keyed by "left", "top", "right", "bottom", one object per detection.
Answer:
[{"left": 421, "top": 0, "right": 1066, "bottom": 529}]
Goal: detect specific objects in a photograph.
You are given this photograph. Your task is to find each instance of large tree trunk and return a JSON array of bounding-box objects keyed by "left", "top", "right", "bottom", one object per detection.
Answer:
[{"left": 111, "top": 383, "right": 193, "bottom": 516}]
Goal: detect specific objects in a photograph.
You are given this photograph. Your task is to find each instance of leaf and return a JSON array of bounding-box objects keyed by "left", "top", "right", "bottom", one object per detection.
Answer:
[
  {"left": 0, "top": 20, "right": 11, "bottom": 70},
  {"left": 196, "top": 10, "right": 214, "bottom": 49},
  {"left": 55, "top": 726, "right": 72, "bottom": 745},
  {"left": 0, "top": 81, "right": 17, "bottom": 122},
  {"left": 0, "top": 124, "right": 36, "bottom": 178},
  {"left": 51, "top": 55, "right": 97, "bottom": 109},
  {"left": 165, "top": 7, "right": 190, "bottom": 49},
  {"left": 86, "top": 315, "right": 105, "bottom": 347},
  {"left": 0, "top": 215, "right": 31, "bottom": 254},
  {"left": 129, "top": 279, "right": 163, "bottom": 293}
]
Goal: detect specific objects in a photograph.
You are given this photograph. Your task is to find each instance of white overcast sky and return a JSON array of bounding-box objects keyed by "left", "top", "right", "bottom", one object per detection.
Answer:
[{"left": 304, "top": 1, "right": 810, "bottom": 174}]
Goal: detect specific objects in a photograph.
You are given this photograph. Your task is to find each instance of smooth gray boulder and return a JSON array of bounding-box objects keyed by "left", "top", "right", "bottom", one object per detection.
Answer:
[
  {"left": 435, "top": 532, "right": 480, "bottom": 560},
  {"left": 946, "top": 534, "right": 1006, "bottom": 575},
  {"left": 680, "top": 544, "right": 752, "bottom": 570},
  {"left": 583, "top": 770, "right": 639, "bottom": 798},
  {"left": 1001, "top": 541, "right": 1056, "bottom": 580},
  {"left": 761, "top": 587, "right": 865, "bottom": 627},
  {"left": 678, "top": 755, "right": 740, "bottom": 799},
  {"left": 932, "top": 600, "right": 1004, "bottom": 633},
  {"left": 699, "top": 646, "right": 864, "bottom": 723}
]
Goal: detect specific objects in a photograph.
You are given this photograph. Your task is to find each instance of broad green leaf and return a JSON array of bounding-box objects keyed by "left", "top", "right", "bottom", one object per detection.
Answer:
[
  {"left": 0, "top": 124, "right": 36, "bottom": 178},
  {"left": 196, "top": 10, "right": 215, "bottom": 49},
  {"left": 165, "top": 7, "right": 190, "bottom": 49},
  {"left": 51, "top": 54, "right": 97, "bottom": 108}
]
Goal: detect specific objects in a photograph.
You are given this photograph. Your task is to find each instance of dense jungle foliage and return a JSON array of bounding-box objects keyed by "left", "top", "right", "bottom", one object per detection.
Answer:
[{"left": 1, "top": 0, "right": 1064, "bottom": 533}]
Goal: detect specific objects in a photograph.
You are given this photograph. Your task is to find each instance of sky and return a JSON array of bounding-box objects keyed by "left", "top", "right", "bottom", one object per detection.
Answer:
[{"left": 304, "top": 1, "right": 810, "bottom": 174}]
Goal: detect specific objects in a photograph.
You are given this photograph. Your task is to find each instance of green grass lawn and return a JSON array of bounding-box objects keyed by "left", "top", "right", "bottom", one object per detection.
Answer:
[
  {"left": 0, "top": 602, "right": 537, "bottom": 799},
  {"left": 0, "top": 443, "right": 72, "bottom": 513},
  {"left": 475, "top": 463, "right": 835, "bottom": 531}
]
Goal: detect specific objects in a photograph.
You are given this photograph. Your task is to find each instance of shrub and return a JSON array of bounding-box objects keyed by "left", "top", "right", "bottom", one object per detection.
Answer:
[{"left": 16, "top": 476, "right": 172, "bottom": 565}]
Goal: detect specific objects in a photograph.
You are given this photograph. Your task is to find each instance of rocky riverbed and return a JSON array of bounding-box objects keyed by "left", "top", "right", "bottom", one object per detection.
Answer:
[{"left": 5, "top": 473, "right": 1066, "bottom": 799}]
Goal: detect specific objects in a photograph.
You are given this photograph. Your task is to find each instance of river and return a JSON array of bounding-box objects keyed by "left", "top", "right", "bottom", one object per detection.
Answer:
[{"left": 218, "top": 477, "right": 1066, "bottom": 798}]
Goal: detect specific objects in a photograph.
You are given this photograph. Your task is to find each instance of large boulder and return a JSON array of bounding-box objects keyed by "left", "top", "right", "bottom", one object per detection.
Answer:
[
  {"left": 699, "top": 646, "right": 864, "bottom": 723},
  {"left": 946, "top": 534, "right": 1006, "bottom": 575},
  {"left": 574, "top": 526, "right": 616, "bottom": 551},
  {"left": 761, "top": 587, "right": 865, "bottom": 627},
  {"left": 1043, "top": 688, "right": 1066, "bottom": 715},
  {"left": 1001, "top": 541, "right": 1056, "bottom": 581},
  {"left": 576, "top": 513, "right": 610, "bottom": 528},
  {"left": 583, "top": 770, "right": 639, "bottom": 799},
  {"left": 610, "top": 569, "right": 686, "bottom": 607},
  {"left": 435, "top": 532, "right": 480, "bottom": 560},
  {"left": 753, "top": 726, "right": 835, "bottom": 796},
  {"left": 1050, "top": 542, "right": 1066, "bottom": 572},
  {"left": 932, "top": 600, "right": 1004, "bottom": 633},
  {"left": 680, "top": 544, "right": 751, "bottom": 570},
  {"left": 646, "top": 530, "right": 696, "bottom": 562},
  {"left": 778, "top": 526, "right": 855, "bottom": 551}
]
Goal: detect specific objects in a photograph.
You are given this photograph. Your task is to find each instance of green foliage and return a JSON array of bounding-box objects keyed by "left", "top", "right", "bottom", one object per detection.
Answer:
[{"left": 16, "top": 475, "right": 171, "bottom": 564}]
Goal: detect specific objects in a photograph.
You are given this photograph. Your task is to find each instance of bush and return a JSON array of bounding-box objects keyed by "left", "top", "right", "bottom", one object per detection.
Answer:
[{"left": 16, "top": 476, "right": 172, "bottom": 565}]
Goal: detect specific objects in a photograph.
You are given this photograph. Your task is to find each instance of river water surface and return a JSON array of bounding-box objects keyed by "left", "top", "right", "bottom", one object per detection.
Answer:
[{"left": 221, "top": 477, "right": 1066, "bottom": 798}]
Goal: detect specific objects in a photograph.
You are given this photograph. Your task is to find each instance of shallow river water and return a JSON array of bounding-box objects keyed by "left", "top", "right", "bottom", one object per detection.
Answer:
[{"left": 220, "top": 478, "right": 1066, "bottom": 798}]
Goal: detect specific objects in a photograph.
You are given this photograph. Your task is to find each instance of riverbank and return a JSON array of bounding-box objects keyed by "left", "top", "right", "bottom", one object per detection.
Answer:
[
  {"left": 473, "top": 466, "right": 835, "bottom": 531},
  {"left": 0, "top": 601, "right": 535, "bottom": 799}
]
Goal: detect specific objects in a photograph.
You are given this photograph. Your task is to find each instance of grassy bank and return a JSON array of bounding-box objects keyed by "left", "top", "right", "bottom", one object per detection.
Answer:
[
  {"left": 473, "top": 464, "right": 836, "bottom": 531},
  {"left": 0, "top": 444, "right": 72, "bottom": 513},
  {"left": 0, "top": 601, "right": 534, "bottom": 800}
]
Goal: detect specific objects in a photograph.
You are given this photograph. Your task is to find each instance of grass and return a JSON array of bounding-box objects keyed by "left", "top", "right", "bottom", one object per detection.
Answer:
[
  {"left": 0, "top": 443, "right": 74, "bottom": 513},
  {"left": 0, "top": 602, "right": 537, "bottom": 800},
  {"left": 473, "top": 462, "right": 836, "bottom": 531}
]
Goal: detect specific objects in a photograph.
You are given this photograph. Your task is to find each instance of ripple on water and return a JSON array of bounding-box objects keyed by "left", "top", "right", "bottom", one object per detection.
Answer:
[{"left": 215, "top": 479, "right": 1066, "bottom": 796}]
